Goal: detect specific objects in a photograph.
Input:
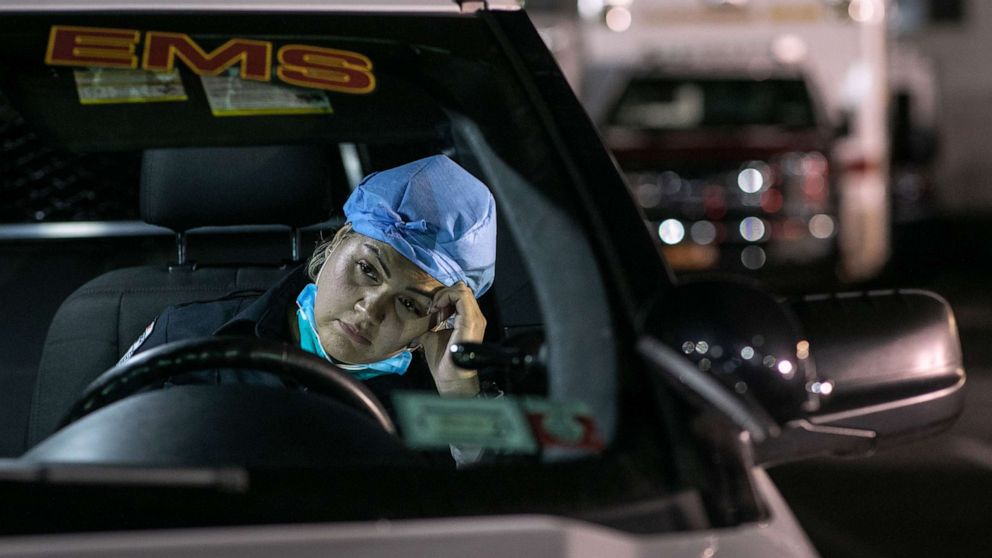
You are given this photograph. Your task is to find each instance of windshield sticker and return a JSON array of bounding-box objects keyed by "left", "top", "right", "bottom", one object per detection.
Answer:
[
  {"left": 46, "top": 25, "right": 376, "bottom": 95},
  {"left": 520, "top": 397, "right": 606, "bottom": 451},
  {"left": 201, "top": 70, "right": 332, "bottom": 117},
  {"left": 393, "top": 392, "right": 538, "bottom": 453},
  {"left": 72, "top": 68, "right": 187, "bottom": 105}
]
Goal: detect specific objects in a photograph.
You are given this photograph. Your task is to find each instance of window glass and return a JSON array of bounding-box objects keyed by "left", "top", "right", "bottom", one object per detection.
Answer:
[
  {"left": 609, "top": 77, "right": 818, "bottom": 130},
  {"left": 0, "top": 91, "right": 140, "bottom": 223},
  {"left": 0, "top": 12, "right": 632, "bottom": 485},
  {"left": 0, "top": 11, "right": 722, "bottom": 539}
]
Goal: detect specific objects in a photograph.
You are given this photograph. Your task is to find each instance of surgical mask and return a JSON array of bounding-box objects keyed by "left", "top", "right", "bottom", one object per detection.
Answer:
[{"left": 295, "top": 283, "right": 412, "bottom": 381}]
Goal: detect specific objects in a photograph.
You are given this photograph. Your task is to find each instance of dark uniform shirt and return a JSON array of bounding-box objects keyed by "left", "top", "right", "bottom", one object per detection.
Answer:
[{"left": 128, "top": 265, "right": 438, "bottom": 419}]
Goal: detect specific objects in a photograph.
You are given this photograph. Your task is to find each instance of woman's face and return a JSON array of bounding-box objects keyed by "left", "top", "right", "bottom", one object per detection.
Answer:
[{"left": 313, "top": 231, "right": 444, "bottom": 364}]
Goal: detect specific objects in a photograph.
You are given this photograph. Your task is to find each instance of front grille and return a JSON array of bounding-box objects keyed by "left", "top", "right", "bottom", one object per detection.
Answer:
[{"left": 623, "top": 153, "right": 837, "bottom": 271}]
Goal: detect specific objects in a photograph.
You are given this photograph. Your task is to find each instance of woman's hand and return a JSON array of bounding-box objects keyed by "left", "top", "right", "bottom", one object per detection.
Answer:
[{"left": 419, "top": 281, "right": 486, "bottom": 397}]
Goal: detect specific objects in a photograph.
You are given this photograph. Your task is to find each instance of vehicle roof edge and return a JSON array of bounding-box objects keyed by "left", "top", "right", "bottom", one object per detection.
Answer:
[{"left": 0, "top": 0, "right": 523, "bottom": 13}]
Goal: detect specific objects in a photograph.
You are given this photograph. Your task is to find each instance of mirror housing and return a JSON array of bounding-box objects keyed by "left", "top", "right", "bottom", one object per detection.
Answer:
[
  {"left": 641, "top": 283, "right": 964, "bottom": 466},
  {"left": 756, "top": 289, "right": 964, "bottom": 465}
]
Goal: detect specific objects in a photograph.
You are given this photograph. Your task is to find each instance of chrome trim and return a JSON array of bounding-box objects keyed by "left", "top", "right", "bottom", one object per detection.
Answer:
[
  {"left": 808, "top": 373, "right": 966, "bottom": 425},
  {"left": 0, "top": 220, "right": 345, "bottom": 241},
  {"left": 0, "top": 221, "right": 171, "bottom": 240},
  {"left": 176, "top": 232, "right": 188, "bottom": 265},
  {"left": 291, "top": 228, "right": 303, "bottom": 261},
  {"left": 339, "top": 143, "right": 364, "bottom": 190},
  {"left": 0, "top": 0, "right": 521, "bottom": 13}
]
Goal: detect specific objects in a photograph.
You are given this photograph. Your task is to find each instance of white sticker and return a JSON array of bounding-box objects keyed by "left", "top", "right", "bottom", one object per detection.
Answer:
[
  {"left": 393, "top": 392, "right": 538, "bottom": 453},
  {"left": 117, "top": 320, "right": 156, "bottom": 367},
  {"left": 73, "top": 68, "right": 187, "bottom": 105},
  {"left": 201, "top": 69, "right": 333, "bottom": 117}
]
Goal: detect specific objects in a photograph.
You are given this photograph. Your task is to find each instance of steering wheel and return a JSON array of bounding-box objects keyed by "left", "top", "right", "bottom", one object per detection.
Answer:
[{"left": 57, "top": 336, "right": 397, "bottom": 435}]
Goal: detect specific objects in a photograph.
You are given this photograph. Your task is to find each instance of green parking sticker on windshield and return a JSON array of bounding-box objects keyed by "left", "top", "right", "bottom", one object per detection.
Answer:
[{"left": 393, "top": 392, "right": 537, "bottom": 453}]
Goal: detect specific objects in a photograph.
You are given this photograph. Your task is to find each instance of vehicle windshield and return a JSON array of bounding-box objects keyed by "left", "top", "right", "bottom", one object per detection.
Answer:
[
  {"left": 608, "top": 76, "right": 819, "bottom": 130},
  {"left": 0, "top": 11, "right": 648, "bottom": 501}
]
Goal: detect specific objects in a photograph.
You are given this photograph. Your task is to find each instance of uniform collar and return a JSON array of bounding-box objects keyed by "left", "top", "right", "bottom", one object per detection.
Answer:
[{"left": 213, "top": 265, "right": 310, "bottom": 340}]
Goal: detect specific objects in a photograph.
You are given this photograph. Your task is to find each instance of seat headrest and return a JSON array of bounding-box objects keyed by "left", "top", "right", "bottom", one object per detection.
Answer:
[{"left": 140, "top": 145, "right": 333, "bottom": 232}]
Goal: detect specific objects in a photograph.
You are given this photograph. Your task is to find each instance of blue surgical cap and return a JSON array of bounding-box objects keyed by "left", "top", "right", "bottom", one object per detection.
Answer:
[{"left": 343, "top": 155, "right": 497, "bottom": 297}]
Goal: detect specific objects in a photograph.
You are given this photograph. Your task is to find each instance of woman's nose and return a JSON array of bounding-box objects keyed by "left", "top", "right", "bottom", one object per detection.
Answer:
[{"left": 355, "top": 289, "right": 388, "bottom": 323}]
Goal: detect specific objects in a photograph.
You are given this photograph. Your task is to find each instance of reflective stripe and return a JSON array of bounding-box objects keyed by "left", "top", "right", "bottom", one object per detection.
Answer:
[{"left": 117, "top": 320, "right": 156, "bottom": 366}]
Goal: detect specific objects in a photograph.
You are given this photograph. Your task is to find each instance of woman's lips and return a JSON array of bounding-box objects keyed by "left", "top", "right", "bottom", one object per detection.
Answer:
[{"left": 336, "top": 320, "right": 371, "bottom": 345}]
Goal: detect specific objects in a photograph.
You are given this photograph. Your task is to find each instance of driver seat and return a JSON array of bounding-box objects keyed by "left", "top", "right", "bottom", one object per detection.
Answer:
[{"left": 26, "top": 145, "right": 336, "bottom": 448}]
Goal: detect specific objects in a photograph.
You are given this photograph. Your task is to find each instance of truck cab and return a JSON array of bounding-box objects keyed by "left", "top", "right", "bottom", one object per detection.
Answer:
[{"left": 576, "top": 0, "right": 891, "bottom": 282}]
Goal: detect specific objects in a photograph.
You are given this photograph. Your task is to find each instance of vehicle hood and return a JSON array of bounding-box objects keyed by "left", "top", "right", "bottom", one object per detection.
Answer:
[{"left": 605, "top": 127, "right": 831, "bottom": 163}]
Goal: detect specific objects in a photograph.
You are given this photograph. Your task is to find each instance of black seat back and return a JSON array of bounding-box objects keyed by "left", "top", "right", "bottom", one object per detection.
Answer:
[{"left": 27, "top": 145, "right": 335, "bottom": 447}]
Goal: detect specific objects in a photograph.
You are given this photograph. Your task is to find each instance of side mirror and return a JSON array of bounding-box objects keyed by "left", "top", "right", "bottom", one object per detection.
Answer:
[
  {"left": 640, "top": 283, "right": 964, "bottom": 466},
  {"left": 757, "top": 289, "right": 964, "bottom": 464}
]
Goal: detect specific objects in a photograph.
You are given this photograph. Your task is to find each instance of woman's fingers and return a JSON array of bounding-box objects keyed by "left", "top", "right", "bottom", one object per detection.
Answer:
[
  {"left": 430, "top": 283, "right": 475, "bottom": 316},
  {"left": 429, "top": 282, "right": 468, "bottom": 310},
  {"left": 425, "top": 282, "right": 486, "bottom": 341}
]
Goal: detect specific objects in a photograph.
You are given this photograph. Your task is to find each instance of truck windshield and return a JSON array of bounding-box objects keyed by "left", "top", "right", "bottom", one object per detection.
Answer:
[{"left": 609, "top": 77, "right": 818, "bottom": 130}]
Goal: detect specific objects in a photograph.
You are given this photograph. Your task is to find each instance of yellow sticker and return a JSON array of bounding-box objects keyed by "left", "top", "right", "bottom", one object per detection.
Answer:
[
  {"left": 201, "top": 70, "right": 332, "bottom": 117},
  {"left": 73, "top": 68, "right": 187, "bottom": 105}
]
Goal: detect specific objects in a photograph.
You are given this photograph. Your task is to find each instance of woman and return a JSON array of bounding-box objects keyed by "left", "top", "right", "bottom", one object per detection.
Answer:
[
  {"left": 296, "top": 154, "right": 496, "bottom": 397},
  {"left": 123, "top": 154, "right": 496, "bottom": 402}
]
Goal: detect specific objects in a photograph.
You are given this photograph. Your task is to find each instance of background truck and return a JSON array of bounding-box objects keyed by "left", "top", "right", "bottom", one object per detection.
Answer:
[{"left": 574, "top": 0, "right": 892, "bottom": 283}]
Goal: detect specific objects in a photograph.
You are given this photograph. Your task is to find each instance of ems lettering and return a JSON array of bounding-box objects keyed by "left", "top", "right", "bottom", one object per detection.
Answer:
[
  {"left": 277, "top": 45, "right": 375, "bottom": 94},
  {"left": 45, "top": 25, "right": 375, "bottom": 94},
  {"left": 46, "top": 26, "right": 140, "bottom": 69},
  {"left": 143, "top": 32, "right": 271, "bottom": 81}
]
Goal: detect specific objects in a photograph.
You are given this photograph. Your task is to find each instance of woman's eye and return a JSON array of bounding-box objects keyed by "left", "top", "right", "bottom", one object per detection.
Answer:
[
  {"left": 400, "top": 298, "right": 425, "bottom": 316},
  {"left": 357, "top": 260, "right": 378, "bottom": 281}
]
